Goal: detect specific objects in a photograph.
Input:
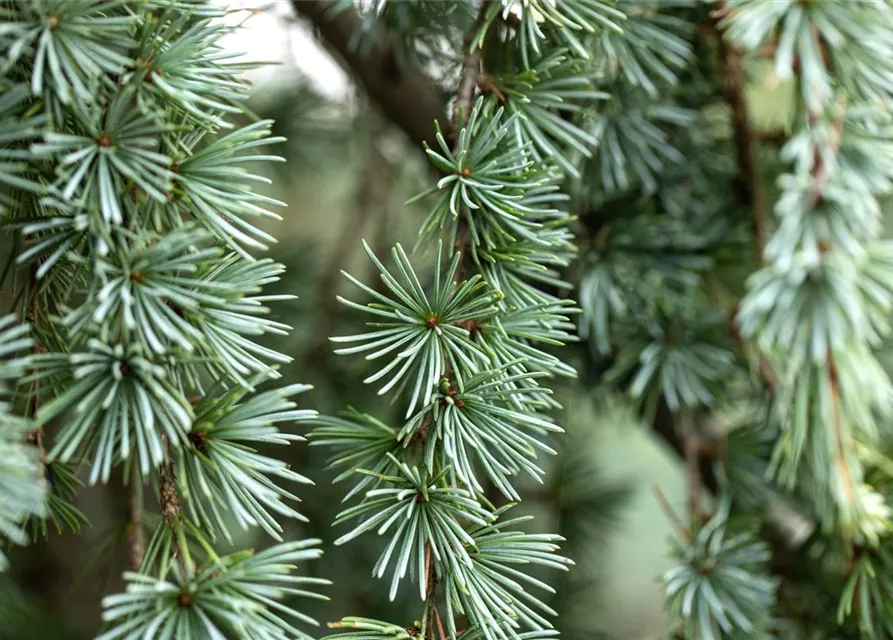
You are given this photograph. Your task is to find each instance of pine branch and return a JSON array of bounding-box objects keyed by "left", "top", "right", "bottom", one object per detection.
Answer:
[
  {"left": 805, "top": 105, "right": 859, "bottom": 524},
  {"left": 318, "top": 4, "right": 580, "bottom": 636},
  {"left": 1, "top": 5, "right": 328, "bottom": 636},
  {"left": 420, "top": 6, "right": 490, "bottom": 632},
  {"left": 291, "top": 0, "right": 447, "bottom": 149},
  {"left": 725, "top": 4, "right": 893, "bottom": 591}
]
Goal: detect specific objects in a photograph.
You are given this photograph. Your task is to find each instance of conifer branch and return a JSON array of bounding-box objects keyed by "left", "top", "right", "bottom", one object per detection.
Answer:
[
  {"left": 0, "top": 5, "right": 325, "bottom": 637},
  {"left": 796, "top": 45, "right": 858, "bottom": 531},
  {"left": 319, "top": 3, "right": 582, "bottom": 636},
  {"left": 724, "top": 21, "right": 893, "bottom": 625},
  {"left": 805, "top": 104, "right": 858, "bottom": 523},
  {"left": 419, "top": 6, "right": 490, "bottom": 630}
]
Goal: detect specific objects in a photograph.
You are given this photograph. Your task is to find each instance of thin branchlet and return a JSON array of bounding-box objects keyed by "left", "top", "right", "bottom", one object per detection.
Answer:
[{"left": 420, "top": 5, "right": 491, "bottom": 633}]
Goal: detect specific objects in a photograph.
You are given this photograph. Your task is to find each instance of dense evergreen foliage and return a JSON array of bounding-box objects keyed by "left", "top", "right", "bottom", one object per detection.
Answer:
[
  {"left": 0, "top": 1, "right": 327, "bottom": 637},
  {"left": 4, "top": 0, "right": 893, "bottom": 638}
]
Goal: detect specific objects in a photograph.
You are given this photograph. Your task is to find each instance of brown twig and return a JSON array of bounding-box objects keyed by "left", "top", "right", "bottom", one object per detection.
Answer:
[
  {"left": 652, "top": 399, "right": 719, "bottom": 494},
  {"left": 682, "top": 413, "right": 702, "bottom": 527},
  {"left": 158, "top": 459, "right": 182, "bottom": 531},
  {"left": 805, "top": 106, "right": 845, "bottom": 209},
  {"left": 710, "top": 9, "right": 769, "bottom": 254},
  {"left": 24, "top": 262, "right": 46, "bottom": 468},
  {"left": 434, "top": 607, "right": 447, "bottom": 640},
  {"left": 709, "top": 11, "right": 781, "bottom": 395},
  {"left": 157, "top": 441, "right": 188, "bottom": 575},
  {"left": 453, "top": 11, "right": 485, "bottom": 138},
  {"left": 449, "top": 3, "right": 489, "bottom": 278},
  {"left": 421, "top": 542, "right": 438, "bottom": 640},
  {"left": 127, "top": 468, "right": 144, "bottom": 571},
  {"left": 653, "top": 484, "right": 691, "bottom": 543}
]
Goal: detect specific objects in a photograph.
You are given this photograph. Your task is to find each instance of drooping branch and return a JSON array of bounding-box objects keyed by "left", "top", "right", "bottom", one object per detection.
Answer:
[
  {"left": 289, "top": 0, "right": 765, "bottom": 533},
  {"left": 803, "top": 104, "right": 858, "bottom": 521},
  {"left": 290, "top": 0, "right": 447, "bottom": 149},
  {"left": 419, "top": 5, "right": 490, "bottom": 636}
]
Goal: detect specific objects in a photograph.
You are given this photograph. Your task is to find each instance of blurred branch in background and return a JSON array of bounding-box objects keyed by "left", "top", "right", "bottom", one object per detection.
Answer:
[
  {"left": 304, "top": 125, "right": 394, "bottom": 366},
  {"left": 290, "top": 0, "right": 447, "bottom": 149},
  {"left": 545, "top": 402, "right": 633, "bottom": 639}
]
